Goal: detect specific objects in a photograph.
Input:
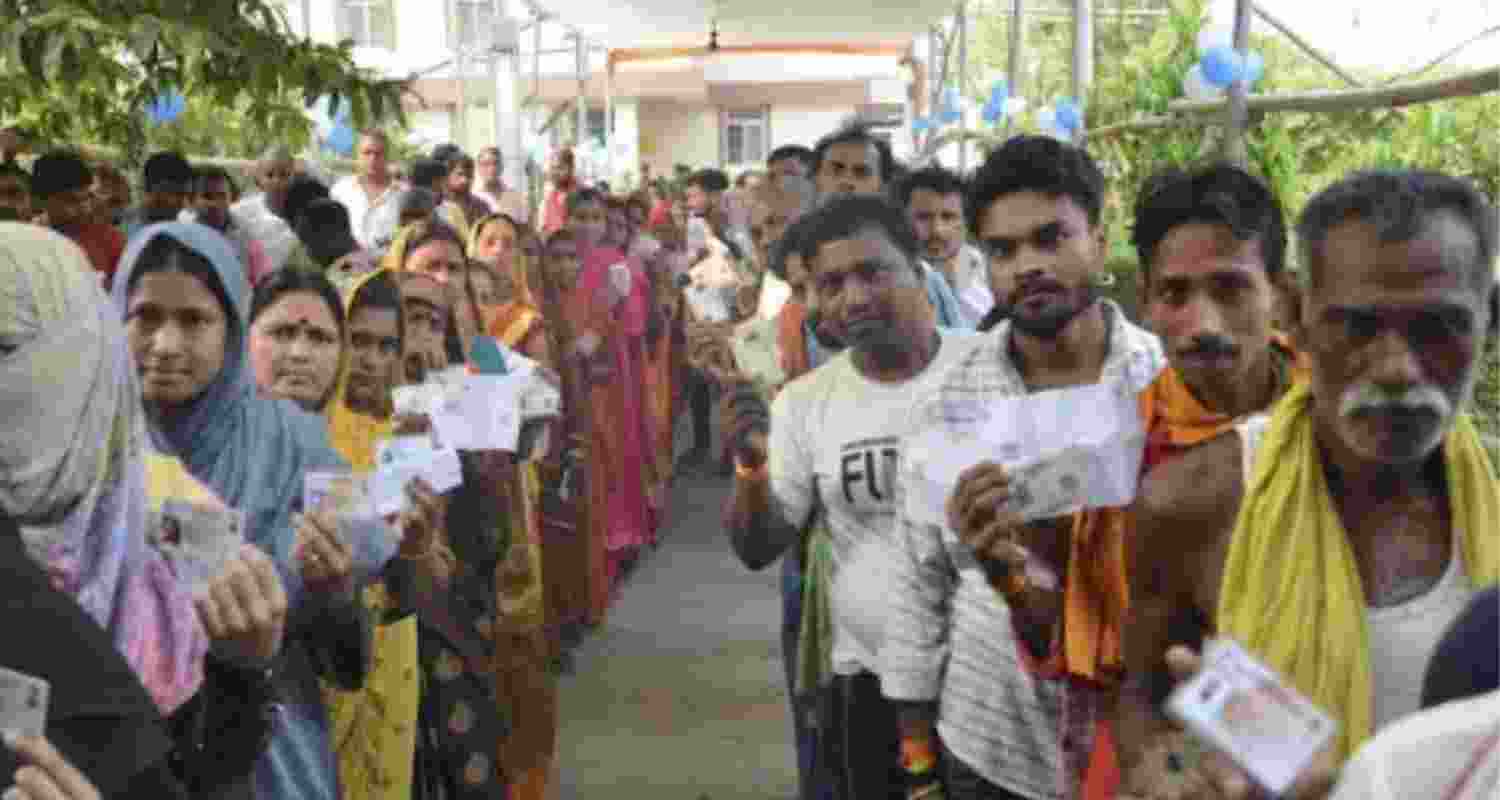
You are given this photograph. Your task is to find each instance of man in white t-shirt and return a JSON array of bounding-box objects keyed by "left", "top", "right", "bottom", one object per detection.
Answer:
[
  {"left": 721, "top": 193, "right": 978, "bottom": 800},
  {"left": 330, "top": 130, "right": 404, "bottom": 251}
]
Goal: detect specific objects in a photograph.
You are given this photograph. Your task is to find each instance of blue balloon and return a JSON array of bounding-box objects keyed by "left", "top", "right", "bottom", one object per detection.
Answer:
[
  {"left": 1054, "top": 99, "right": 1083, "bottom": 132},
  {"left": 988, "top": 80, "right": 1009, "bottom": 109},
  {"left": 146, "top": 90, "right": 186, "bottom": 124},
  {"left": 939, "top": 109, "right": 963, "bottom": 125},
  {"left": 324, "top": 122, "right": 356, "bottom": 156},
  {"left": 1200, "top": 45, "right": 1245, "bottom": 88},
  {"left": 1243, "top": 51, "right": 1265, "bottom": 86},
  {"left": 912, "top": 117, "right": 932, "bottom": 132},
  {"left": 942, "top": 87, "right": 962, "bottom": 114},
  {"left": 981, "top": 100, "right": 1004, "bottom": 125}
]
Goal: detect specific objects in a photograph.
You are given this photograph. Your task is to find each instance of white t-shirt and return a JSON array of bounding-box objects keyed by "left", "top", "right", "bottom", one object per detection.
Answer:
[
  {"left": 769, "top": 329, "right": 980, "bottom": 675},
  {"left": 1329, "top": 691, "right": 1499, "bottom": 800},
  {"left": 330, "top": 175, "right": 405, "bottom": 251}
]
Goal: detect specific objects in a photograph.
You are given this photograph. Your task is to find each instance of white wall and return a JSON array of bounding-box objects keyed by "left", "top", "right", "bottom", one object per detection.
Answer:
[
  {"left": 637, "top": 102, "right": 719, "bottom": 174},
  {"left": 769, "top": 107, "right": 857, "bottom": 152}
]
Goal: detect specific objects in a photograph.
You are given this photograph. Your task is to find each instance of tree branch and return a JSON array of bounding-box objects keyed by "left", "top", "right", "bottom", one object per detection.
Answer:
[
  {"left": 1380, "top": 25, "right": 1500, "bottom": 86},
  {"left": 1250, "top": 2, "right": 1364, "bottom": 88},
  {"left": 1167, "top": 65, "right": 1499, "bottom": 115}
]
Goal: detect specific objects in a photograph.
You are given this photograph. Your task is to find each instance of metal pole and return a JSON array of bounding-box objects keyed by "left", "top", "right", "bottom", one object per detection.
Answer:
[
  {"left": 575, "top": 33, "right": 587, "bottom": 150},
  {"left": 957, "top": 1, "right": 969, "bottom": 171},
  {"left": 1071, "top": 0, "right": 1093, "bottom": 144},
  {"left": 456, "top": 9, "right": 468, "bottom": 150},
  {"left": 492, "top": 0, "right": 505, "bottom": 155},
  {"left": 604, "top": 55, "right": 614, "bottom": 184},
  {"left": 1006, "top": 0, "right": 1025, "bottom": 136},
  {"left": 1221, "top": 0, "right": 1252, "bottom": 166}
]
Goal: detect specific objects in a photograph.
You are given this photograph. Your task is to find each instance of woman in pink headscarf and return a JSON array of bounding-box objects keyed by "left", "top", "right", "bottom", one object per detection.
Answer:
[{"left": 561, "top": 189, "right": 657, "bottom": 615}]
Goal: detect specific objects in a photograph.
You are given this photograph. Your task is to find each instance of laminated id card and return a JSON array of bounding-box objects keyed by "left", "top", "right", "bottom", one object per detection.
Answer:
[{"left": 1165, "top": 639, "right": 1337, "bottom": 795}]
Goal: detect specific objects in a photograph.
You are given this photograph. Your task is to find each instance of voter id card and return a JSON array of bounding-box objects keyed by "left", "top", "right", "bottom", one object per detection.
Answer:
[
  {"left": 1166, "top": 639, "right": 1337, "bottom": 796},
  {"left": 0, "top": 666, "right": 49, "bottom": 739}
]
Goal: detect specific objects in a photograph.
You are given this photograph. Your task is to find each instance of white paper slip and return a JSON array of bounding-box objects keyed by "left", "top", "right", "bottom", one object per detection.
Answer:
[
  {"left": 430, "top": 374, "right": 527, "bottom": 452},
  {"left": 152, "top": 500, "right": 246, "bottom": 591},
  {"left": 0, "top": 666, "right": 49, "bottom": 739},
  {"left": 391, "top": 383, "right": 444, "bottom": 417},
  {"left": 1167, "top": 639, "right": 1338, "bottom": 796},
  {"left": 370, "top": 436, "right": 464, "bottom": 516},
  {"left": 904, "top": 382, "right": 1146, "bottom": 526}
]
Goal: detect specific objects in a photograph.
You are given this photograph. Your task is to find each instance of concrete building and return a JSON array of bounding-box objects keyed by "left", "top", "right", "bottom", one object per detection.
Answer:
[{"left": 279, "top": 0, "right": 948, "bottom": 185}]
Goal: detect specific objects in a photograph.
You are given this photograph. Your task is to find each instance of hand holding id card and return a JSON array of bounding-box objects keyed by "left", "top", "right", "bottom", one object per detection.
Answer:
[
  {"left": 1166, "top": 639, "right": 1338, "bottom": 796},
  {"left": 0, "top": 666, "right": 48, "bottom": 739}
]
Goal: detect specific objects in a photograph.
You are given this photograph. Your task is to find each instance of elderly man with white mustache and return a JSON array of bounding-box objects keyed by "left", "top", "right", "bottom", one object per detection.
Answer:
[{"left": 1119, "top": 169, "right": 1500, "bottom": 800}]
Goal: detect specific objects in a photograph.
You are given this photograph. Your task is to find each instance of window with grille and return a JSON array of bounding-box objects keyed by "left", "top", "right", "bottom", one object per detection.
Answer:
[
  {"left": 338, "top": 0, "right": 394, "bottom": 49},
  {"left": 454, "top": 0, "right": 496, "bottom": 48},
  {"left": 722, "top": 110, "right": 768, "bottom": 167}
]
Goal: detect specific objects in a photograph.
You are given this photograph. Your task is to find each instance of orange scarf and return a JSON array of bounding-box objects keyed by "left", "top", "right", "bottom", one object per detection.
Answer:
[
  {"left": 1061, "top": 334, "right": 1302, "bottom": 684},
  {"left": 485, "top": 301, "right": 544, "bottom": 350},
  {"left": 776, "top": 300, "right": 810, "bottom": 381}
]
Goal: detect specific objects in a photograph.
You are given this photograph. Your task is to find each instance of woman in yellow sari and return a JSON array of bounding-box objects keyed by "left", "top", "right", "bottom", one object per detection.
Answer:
[{"left": 319, "top": 267, "right": 433, "bottom": 800}]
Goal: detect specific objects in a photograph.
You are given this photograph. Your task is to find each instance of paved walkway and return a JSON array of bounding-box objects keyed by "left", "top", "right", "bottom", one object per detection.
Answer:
[{"left": 553, "top": 468, "right": 799, "bottom": 800}]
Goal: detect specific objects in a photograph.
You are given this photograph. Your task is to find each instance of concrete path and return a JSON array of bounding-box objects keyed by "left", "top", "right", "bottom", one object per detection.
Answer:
[{"left": 552, "top": 468, "right": 799, "bottom": 800}]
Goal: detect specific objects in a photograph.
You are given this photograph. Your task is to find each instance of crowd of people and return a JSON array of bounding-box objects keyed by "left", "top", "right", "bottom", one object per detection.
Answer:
[{"left": 0, "top": 111, "right": 1494, "bottom": 800}]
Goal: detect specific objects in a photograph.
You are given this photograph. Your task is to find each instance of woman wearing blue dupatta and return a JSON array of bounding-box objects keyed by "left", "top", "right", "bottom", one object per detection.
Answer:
[{"left": 113, "top": 222, "right": 396, "bottom": 800}]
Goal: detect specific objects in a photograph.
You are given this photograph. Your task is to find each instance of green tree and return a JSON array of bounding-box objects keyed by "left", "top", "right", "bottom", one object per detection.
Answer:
[{"left": 0, "top": 0, "right": 408, "bottom": 163}]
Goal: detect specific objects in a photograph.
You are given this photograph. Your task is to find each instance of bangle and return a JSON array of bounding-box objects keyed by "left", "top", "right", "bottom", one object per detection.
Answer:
[
  {"left": 399, "top": 538, "right": 437, "bottom": 560},
  {"left": 900, "top": 735, "right": 939, "bottom": 775},
  {"left": 735, "top": 460, "right": 768, "bottom": 482}
]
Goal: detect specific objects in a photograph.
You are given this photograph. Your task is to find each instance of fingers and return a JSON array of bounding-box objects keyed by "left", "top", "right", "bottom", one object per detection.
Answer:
[
  {"left": 1164, "top": 645, "right": 1203, "bottom": 683},
  {"left": 243, "top": 545, "right": 288, "bottom": 627},
  {"left": 208, "top": 559, "right": 251, "bottom": 635},
  {"left": 5, "top": 734, "right": 99, "bottom": 800},
  {"left": 298, "top": 512, "right": 351, "bottom": 584},
  {"left": 947, "top": 462, "right": 1011, "bottom": 535}
]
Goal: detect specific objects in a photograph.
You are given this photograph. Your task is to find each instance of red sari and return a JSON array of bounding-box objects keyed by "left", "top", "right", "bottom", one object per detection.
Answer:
[{"left": 566, "top": 247, "right": 658, "bottom": 615}]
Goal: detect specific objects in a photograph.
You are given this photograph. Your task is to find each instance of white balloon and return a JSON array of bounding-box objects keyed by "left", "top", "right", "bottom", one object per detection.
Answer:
[
  {"left": 1003, "top": 96, "right": 1028, "bottom": 114},
  {"left": 1183, "top": 64, "right": 1225, "bottom": 102},
  {"left": 1197, "top": 24, "right": 1233, "bottom": 55}
]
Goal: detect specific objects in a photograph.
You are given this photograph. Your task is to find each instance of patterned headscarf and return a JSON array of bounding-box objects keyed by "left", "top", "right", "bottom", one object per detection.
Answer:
[{"left": 0, "top": 223, "right": 207, "bottom": 713}]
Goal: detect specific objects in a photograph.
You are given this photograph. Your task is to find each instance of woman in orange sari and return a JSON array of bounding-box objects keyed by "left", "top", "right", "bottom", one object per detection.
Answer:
[{"left": 641, "top": 221, "right": 688, "bottom": 497}]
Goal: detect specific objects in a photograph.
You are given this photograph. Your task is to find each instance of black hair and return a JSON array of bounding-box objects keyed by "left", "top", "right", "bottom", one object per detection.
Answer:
[
  {"left": 768, "top": 144, "right": 816, "bottom": 173},
  {"left": 1131, "top": 162, "right": 1288, "bottom": 280},
  {"left": 794, "top": 194, "right": 922, "bottom": 278},
  {"left": 30, "top": 151, "right": 92, "bottom": 198},
  {"left": 966, "top": 135, "right": 1105, "bottom": 237},
  {"left": 349, "top": 270, "right": 405, "bottom": 345},
  {"left": 734, "top": 170, "right": 763, "bottom": 190},
  {"left": 686, "top": 168, "right": 730, "bottom": 194},
  {"left": 399, "top": 187, "right": 440, "bottom": 218},
  {"left": 293, "top": 198, "right": 358, "bottom": 267},
  {"left": 249, "top": 268, "right": 346, "bottom": 338},
  {"left": 566, "top": 187, "right": 606, "bottom": 216},
  {"left": 409, "top": 159, "right": 448, "bottom": 190},
  {"left": 1421, "top": 584, "right": 1498, "bottom": 708},
  {"left": 767, "top": 210, "right": 821, "bottom": 284},
  {"left": 194, "top": 164, "right": 236, "bottom": 194},
  {"left": 894, "top": 165, "right": 967, "bottom": 210},
  {"left": 447, "top": 155, "right": 475, "bottom": 174},
  {"left": 142, "top": 151, "right": 193, "bottom": 190},
  {"left": 431, "top": 143, "right": 465, "bottom": 165},
  {"left": 282, "top": 175, "right": 330, "bottom": 228},
  {"left": 125, "top": 234, "right": 238, "bottom": 334},
  {"left": 1297, "top": 169, "right": 1499, "bottom": 292},
  {"left": 812, "top": 125, "right": 897, "bottom": 186}
]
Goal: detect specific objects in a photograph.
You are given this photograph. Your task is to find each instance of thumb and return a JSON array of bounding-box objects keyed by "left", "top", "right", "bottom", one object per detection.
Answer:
[{"left": 1164, "top": 645, "right": 1203, "bottom": 682}]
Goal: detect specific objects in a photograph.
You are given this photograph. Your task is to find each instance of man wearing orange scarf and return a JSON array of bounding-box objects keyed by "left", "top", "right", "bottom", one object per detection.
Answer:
[
  {"left": 883, "top": 137, "right": 1165, "bottom": 800},
  {"left": 538, "top": 148, "right": 577, "bottom": 236},
  {"left": 1117, "top": 169, "right": 1500, "bottom": 799}
]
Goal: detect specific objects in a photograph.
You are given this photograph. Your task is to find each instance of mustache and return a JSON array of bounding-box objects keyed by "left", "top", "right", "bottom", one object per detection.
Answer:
[
  {"left": 1180, "top": 335, "right": 1239, "bottom": 359},
  {"left": 1338, "top": 382, "right": 1452, "bottom": 420}
]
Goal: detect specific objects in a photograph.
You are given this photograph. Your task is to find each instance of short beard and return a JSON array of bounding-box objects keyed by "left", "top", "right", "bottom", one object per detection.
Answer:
[{"left": 1006, "top": 284, "right": 1098, "bottom": 340}]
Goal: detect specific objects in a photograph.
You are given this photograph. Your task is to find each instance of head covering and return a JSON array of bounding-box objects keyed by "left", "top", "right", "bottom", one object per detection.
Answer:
[
  {"left": 575, "top": 244, "right": 648, "bottom": 338},
  {"left": 0, "top": 223, "right": 206, "bottom": 713},
  {"left": 468, "top": 212, "right": 536, "bottom": 307},
  {"left": 111, "top": 222, "right": 351, "bottom": 600},
  {"left": 326, "top": 270, "right": 396, "bottom": 471}
]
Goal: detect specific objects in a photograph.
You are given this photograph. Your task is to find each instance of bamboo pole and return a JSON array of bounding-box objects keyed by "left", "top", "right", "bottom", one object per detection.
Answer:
[
  {"left": 1250, "top": 2, "right": 1364, "bottom": 89},
  {"left": 1006, "top": 0, "right": 1025, "bottom": 137},
  {"left": 1221, "top": 0, "right": 1252, "bottom": 166},
  {"left": 1169, "top": 65, "right": 1500, "bottom": 115}
]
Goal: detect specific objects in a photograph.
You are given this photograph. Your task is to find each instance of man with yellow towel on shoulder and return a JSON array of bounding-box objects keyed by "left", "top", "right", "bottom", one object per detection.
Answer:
[{"left": 1117, "top": 169, "right": 1499, "bottom": 799}]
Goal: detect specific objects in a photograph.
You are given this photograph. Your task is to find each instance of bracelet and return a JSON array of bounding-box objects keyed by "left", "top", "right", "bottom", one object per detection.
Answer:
[{"left": 900, "top": 735, "right": 940, "bottom": 775}]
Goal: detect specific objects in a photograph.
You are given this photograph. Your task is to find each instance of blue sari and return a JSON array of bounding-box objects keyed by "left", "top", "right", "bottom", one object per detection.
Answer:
[{"left": 114, "top": 222, "right": 394, "bottom": 800}]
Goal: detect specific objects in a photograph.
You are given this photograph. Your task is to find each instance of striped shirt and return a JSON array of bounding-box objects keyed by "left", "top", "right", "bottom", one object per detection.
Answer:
[{"left": 879, "top": 301, "right": 1164, "bottom": 799}]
